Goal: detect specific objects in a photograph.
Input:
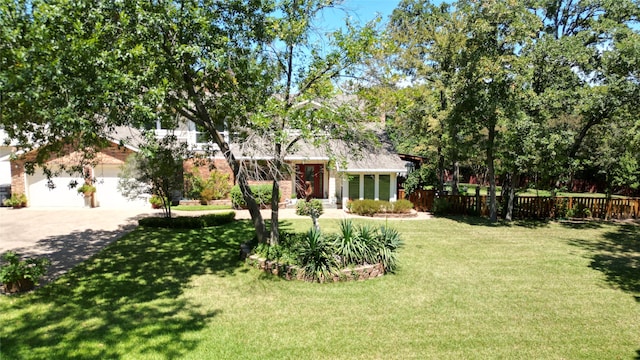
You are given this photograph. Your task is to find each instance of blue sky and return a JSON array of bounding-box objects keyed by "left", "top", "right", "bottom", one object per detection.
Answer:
[{"left": 317, "top": 0, "right": 403, "bottom": 31}]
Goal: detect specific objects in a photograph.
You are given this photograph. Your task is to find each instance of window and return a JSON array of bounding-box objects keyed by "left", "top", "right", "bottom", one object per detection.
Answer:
[
  {"left": 348, "top": 175, "right": 359, "bottom": 200},
  {"left": 364, "top": 175, "right": 375, "bottom": 199},
  {"left": 379, "top": 175, "right": 390, "bottom": 201}
]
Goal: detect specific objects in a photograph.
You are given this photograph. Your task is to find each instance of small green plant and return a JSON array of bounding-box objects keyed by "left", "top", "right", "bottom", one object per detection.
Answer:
[
  {"left": 432, "top": 198, "right": 452, "bottom": 215},
  {"left": 138, "top": 211, "right": 235, "bottom": 229},
  {"left": 3, "top": 193, "right": 27, "bottom": 208},
  {"left": 149, "top": 195, "right": 168, "bottom": 209},
  {"left": 77, "top": 183, "right": 96, "bottom": 196},
  {"left": 296, "top": 199, "right": 324, "bottom": 230},
  {"left": 297, "top": 228, "right": 338, "bottom": 282},
  {"left": 0, "top": 251, "right": 50, "bottom": 292}
]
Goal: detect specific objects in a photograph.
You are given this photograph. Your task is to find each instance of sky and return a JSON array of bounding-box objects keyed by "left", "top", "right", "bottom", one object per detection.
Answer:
[{"left": 317, "top": 0, "right": 403, "bottom": 31}]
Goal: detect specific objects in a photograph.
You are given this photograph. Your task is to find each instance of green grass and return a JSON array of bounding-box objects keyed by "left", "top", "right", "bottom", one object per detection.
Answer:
[
  {"left": 172, "top": 204, "right": 233, "bottom": 211},
  {"left": 1, "top": 217, "right": 639, "bottom": 359},
  {"left": 458, "top": 183, "right": 624, "bottom": 198}
]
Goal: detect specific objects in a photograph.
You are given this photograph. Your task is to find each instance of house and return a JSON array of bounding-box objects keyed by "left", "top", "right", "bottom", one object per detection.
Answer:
[
  {"left": 2, "top": 119, "right": 408, "bottom": 209},
  {"left": 2, "top": 128, "right": 148, "bottom": 208}
]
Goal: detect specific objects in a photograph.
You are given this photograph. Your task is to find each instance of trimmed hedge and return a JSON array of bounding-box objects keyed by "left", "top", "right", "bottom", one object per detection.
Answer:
[
  {"left": 138, "top": 211, "right": 236, "bottom": 229},
  {"left": 348, "top": 199, "right": 414, "bottom": 216},
  {"left": 230, "top": 184, "right": 274, "bottom": 209}
]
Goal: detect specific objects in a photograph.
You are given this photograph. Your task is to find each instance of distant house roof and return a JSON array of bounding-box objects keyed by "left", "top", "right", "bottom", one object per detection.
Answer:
[{"left": 230, "top": 124, "right": 408, "bottom": 174}]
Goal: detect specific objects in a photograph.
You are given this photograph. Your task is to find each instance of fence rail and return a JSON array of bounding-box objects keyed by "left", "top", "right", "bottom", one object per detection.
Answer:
[{"left": 398, "top": 189, "right": 640, "bottom": 220}]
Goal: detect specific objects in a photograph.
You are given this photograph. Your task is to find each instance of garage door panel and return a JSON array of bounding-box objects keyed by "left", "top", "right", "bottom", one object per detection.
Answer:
[
  {"left": 93, "top": 164, "right": 148, "bottom": 208},
  {"left": 27, "top": 171, "right": 85, "bottom": 208}
]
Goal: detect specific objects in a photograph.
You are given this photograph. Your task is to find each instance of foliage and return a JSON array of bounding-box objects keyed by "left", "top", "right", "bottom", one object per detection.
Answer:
[
  {"left": 138, "top": 212, "right": 235, "bottom": 229},
  {"left": 185, "top": 170, "right": 231, "bottom": 204},
  {"left": 0, "top": 252, "right": 50, "bottom": 286},
  {"left": 348, "top": 199, "right": 382, "bottom": 216},
  {"left": 333, "top": 220, "right": 370, "bottom": 267},
  {"left": 295, "top": 199, "right": 324, "bottom": 230},
  {"left": 376, "top": 226, "right": 403, "bottom": 273},
  {"left": 76, "top": 183, "right": 96, "bottom": 195},
  {"left": 432, "top": 198, "right": 453, "bottom": 215},
  {"left": 403, "top": 166, "right": 439, "bottom": 195},
  {"left": 297, "top": 228, "right": 338, "bottom": 282},
  {"left": 230, "top": 184, "right": 273, "bottom": 209},
  {"left": 149, "top": 195, "right": 167, "bottom": 209},
  {"left": 348, "top": 199, "right": 413, "bottom": 216},
  {"left": 118, "top": 134, "right": 186, "bottom": 219},
  {"left": 199, "top": 171, "right": 232, "bottom": 203},
  {"left": 2, "top": 193, "right": 27, "bottom": 208},
  {"left": 566, "top": 203, "right": 592, "bottom": 219}
]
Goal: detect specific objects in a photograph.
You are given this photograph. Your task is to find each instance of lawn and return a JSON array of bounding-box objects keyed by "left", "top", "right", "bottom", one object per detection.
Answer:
[{"left": 1, "top": 217, "right": 639, "bottom": 359}]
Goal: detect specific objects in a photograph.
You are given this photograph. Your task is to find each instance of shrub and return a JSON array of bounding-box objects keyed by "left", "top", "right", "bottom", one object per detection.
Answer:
[
  {"left": 77, "top": 183, "right": 96, "bottom": 195},
  {"left": 334, "top": 220, "right": 370, "bottom": 267},
  {"left": 348, "top": 199, "right": 413, "bottom": 216},
  {"left": 296, "top": 199, "right": 324, "bottom": 230},
  {"left": 349, "top": 199, "right": 382, "bottom": 216},
  {"left": 149, "top": 195, "right": 168, "bottom": 209},
  {"left": 230, "top": 184, "right": 274, "bottom": 209},
  {"left": 200, "top": 171, "right": 232, "bottom": 203},
  {"left": 390, "top": 199, "right": 413, "bottom": 213},
  {"left": 0, "top": 252, "right": 50, "bottom": 289},
  {"left": 376, "top": 226, "right": 403, "bottom": 273},
  {"left": 297, "top": 228, "right": 338, "bottom": 282},
  {"left": 138, "top": 211, "right": 235, "bottom": 229},
  {"left": 432, "top": 198, "right": 452, "bottom": 215},
  {"left": 3, "top": 193, "right": 27, "bottom": 208}
]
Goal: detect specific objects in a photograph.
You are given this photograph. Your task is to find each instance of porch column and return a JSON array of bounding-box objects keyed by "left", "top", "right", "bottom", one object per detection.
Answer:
[
  {"left": 390, "top": 173, "right": 398, "bottom": 202},
  {"left": 374, "top": 174, "right": 380, "bottom": 200},
  {"left": 342, "top": 175, "right": 349, "bottom": 210},
  {"left": 359, "top": 174, "right": 364, "bottom": 200}
]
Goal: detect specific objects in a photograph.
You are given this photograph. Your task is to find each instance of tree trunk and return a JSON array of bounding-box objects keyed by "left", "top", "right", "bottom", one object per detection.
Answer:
[
  {"left": 437, "top": 145, "right": 445, "bottom": 193},
  {"left": 487, "top": 124, "right": 497, "bottom": 222},
  {"left": 506, "top": 172, "right": 519, "bottom": 221},
  {"left": 270, "top": 178, "right": 281, "bottom": 246},
  {"left": 182, "top": 72, "right": 267, "bottom": 242},
  {"left": 452, "top": 161, "right": 460, "bottom": 195}
]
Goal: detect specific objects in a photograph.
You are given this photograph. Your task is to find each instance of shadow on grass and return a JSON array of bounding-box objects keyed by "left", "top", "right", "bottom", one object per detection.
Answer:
[
  {"left": 0, "top": 219, "right": 256, "bottom": 359},
  {"left": 438, "top": 215, "right": 550, "bottom": 228},
  {"left": 569, "top": 223, "right": 640, "bottom": 300}
]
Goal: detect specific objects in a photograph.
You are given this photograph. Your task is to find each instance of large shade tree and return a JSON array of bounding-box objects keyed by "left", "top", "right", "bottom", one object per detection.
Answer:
[{"left": 1, "top": 0, "right": 376, "bottom": 243}]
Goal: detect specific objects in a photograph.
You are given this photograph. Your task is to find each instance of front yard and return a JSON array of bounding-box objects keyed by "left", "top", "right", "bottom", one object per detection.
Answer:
[{"left": 1, "top": 217, "right": 638, "bottom": 359}]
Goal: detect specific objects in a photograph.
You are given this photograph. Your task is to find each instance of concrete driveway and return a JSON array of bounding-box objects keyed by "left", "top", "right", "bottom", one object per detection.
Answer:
[{"left": 0, "top": 207, "right": 155, "bottom": 284}]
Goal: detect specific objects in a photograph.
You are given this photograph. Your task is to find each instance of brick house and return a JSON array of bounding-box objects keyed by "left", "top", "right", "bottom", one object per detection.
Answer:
[{"left": 1, "top": 121, "right": 408, "bottom": 209}]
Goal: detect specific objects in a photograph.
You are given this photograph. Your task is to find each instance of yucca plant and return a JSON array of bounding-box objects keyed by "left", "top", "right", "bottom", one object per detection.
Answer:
[
  {"left": 297, "top": 228, "right": 337, "bottom": 282},
  {"left": 334, "top": 220, "right": 367, "bottom": 267},
  {"left": 376, "top": 226, "right": 403, "bottom": 273},
  {"left": 356, "top": 223, "right": 381, "bottom": 265}
]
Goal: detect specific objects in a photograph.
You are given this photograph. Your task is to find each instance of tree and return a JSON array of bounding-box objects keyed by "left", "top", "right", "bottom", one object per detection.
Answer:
[
  {"left": 118, "top": 133, "right": 186, "bottom": 219},
  {"left": 1, "top": 0, "right": 377, "bottom": 244}
]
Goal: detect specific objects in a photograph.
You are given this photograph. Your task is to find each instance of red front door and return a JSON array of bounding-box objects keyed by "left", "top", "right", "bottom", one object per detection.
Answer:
[{"left": 296, "top": 164, "right": 324, "bottom": 199}]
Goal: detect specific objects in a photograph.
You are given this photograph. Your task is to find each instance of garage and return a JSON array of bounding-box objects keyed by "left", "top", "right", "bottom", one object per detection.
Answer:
[
  {"left": 27, "top": 170, "right": 85, "bottom": 208},
  {"left": 93, "top": 164, "right": 148, "bottom": 208}
]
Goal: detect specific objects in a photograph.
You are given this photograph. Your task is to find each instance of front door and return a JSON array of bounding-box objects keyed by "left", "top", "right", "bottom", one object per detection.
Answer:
[{"left": 296, "top": 164, "right": 324, "bottom": 199}]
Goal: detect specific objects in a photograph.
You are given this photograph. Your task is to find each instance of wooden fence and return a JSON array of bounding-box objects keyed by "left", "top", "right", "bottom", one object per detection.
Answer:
[{"left": 398, "top": 189, "right": 640, "bottom": 220}]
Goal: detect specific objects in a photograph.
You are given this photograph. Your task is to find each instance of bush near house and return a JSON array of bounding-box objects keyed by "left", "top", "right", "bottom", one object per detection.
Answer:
[
  {"left": 230, "top": 184, "right": 273, "bottom": 209},
  {"left": 184, "top": 170, "right": 232, "bottom": 204},
  {"left": 348, "top": 199, "right": 414, "bottom": 216}
]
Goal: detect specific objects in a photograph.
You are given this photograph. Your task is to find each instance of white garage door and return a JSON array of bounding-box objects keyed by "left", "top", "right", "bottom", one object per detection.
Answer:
[
  {"left": 93, "top": 164, "right": 148, "bottom": 208},
  {"left": 27, "top": 170, "right": 85, "bottom": 208}
]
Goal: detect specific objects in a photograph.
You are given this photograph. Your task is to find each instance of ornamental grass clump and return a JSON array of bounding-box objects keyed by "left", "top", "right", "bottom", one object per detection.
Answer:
[{"left": 250, "top": 220, "right": 404, "bottom": 281}]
